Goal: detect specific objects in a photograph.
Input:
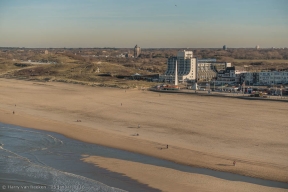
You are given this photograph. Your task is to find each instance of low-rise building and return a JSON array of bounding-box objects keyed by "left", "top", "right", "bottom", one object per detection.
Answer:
[
  {"left": 197, "top": 59, "right": 231, "bottom": 81},
  {"left": 216, "top": 67, "right": 236, "bottom": 82},
  {"left": 240, "top": 71, "right": 288, "bottom": 85}
]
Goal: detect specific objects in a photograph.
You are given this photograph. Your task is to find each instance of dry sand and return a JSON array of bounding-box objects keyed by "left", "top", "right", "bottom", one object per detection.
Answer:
[{"left": 0, "top": 78, "right": 287, "bottom": 191}]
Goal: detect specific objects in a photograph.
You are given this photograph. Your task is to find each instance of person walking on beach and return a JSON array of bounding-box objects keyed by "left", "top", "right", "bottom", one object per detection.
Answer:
[
  {"left": 13, "top": 111, "right": 15, "bottom": 114},
  {"left": 233, "top": 161, "right": 236, "bottom": 166},
  {"left": 167, "top": 145, "right": 168, "bottom": 149}
]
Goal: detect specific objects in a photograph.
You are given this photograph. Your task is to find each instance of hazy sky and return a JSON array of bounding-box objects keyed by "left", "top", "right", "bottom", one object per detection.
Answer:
[{"left": 0, "top": 0, "right": 287, "bottom": 48}]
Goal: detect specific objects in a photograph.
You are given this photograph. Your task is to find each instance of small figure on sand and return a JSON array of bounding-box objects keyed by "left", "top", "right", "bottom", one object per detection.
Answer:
[
  {"left": 167, "top": 145, "right": 168, "bottom": 149},
  {"left": 13, "top": 111, "right": 15, "bottom": 114},
  {"left": 138, "top": 124, "right": 140, "bottom": 128},
  {"left": 233, "top": 161, "right": 236, "bottom": 166},
  {"left": 121, "top": 103, "right": 122, "bottom": 106}
]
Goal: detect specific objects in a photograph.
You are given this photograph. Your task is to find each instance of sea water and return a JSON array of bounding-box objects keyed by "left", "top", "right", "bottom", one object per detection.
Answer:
[{"left": 0, "top": 123, "right": 158, "bottom": 192}]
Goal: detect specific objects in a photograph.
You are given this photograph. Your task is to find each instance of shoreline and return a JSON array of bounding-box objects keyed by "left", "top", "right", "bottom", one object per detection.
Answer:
[
  {"left": 1, "top": 109, "right": 287, "bottom": 184},
  {"left": 0, "top": 122, "right": 158, "bottom": 192},
  {"left": 0, "top": 78, "right": 287, "bottom": 186},
  {"left": 2, "top": 123, "right": 287, "bottom": 192}
]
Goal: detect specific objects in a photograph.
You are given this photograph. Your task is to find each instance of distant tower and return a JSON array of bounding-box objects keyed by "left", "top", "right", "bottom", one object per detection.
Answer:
[
  {"left": 134, "top": 45, "right": 141, "bottom": 58},
  {"left": 223, "top": 45, "right": 227, "bottom": 50},
  {"left": 44, "top": 50, "right": 49, "bottom": 54},
  {"left": 256, "top": 45, "right": 260, "bottom": 49}
]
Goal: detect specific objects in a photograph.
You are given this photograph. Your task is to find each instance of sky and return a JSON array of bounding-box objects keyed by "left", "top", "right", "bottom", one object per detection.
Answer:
[{"left": 0, "top": 0, "right": 287, "bottom": 48}]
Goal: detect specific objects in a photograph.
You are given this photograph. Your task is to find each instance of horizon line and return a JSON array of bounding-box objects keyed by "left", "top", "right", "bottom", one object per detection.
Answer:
[{"left": 1, "top": 47, "right": 287, "bottom": 49}]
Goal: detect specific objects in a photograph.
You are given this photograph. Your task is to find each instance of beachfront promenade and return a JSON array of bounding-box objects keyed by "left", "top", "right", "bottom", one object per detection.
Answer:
[{"left": 149, "top": 88, "right": 288, "bottom": 102}]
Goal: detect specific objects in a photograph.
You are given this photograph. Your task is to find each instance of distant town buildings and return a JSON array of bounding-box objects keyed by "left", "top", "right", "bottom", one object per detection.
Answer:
[
  {"left": 125, "top": 53, "right": 133, "bottom": 58},
  {"left": 44, "top": 50, "right": 49, "bottom": 54},
  {"left": 223, "top": 45, "right": 227, "bottom": 50},
  {"left": 134, "top": 45, "right": 141, "bottom": 58},
  {"left": 116, "top": 53, "right": 126, "bottom": 58},
  {"left": 256, "top": 45, "right": 260, "bottom": 49},
  {"left": 206, "top": 68, "right": 288, "bottom": 85},
  {"left": 159, "top": 50, "right": 232, "bottom": 83},
  {"left": 158, "top": 50, "right": 287, "bottom": 86}
]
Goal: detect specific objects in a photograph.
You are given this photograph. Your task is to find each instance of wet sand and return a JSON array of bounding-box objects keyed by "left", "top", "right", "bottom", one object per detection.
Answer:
[
  {"left": 0, "top": 78, "right": 287, "bottom": 191},
  {"left": 82, "top": 156, "right": 288, "bottom": 192}
]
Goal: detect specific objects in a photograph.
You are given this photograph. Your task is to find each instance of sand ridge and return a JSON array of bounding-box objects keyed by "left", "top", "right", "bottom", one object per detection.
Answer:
[{"left": 82, "top": 155, "right": 288, "bottom": 192}]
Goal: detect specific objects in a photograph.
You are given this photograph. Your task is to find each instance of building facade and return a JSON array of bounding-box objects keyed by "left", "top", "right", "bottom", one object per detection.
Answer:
[
  {"left": 216, "top": 67, "right": 236, "bottom": 82},
  {"left": 197, "top": 59, "right": 231, "bottom": 81},
  {"left": 160, "top": 50, "right": 196, "bottom": 83},
  {"left": 241, "top": 71, "right": 288, "bottom": 85}
]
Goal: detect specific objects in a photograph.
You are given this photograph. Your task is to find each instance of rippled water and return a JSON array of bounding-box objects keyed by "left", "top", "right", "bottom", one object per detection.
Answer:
[
  {"left": 0, "top": 122, "right": 287, "bottom": 192},
  {"left": 0, "top": 123, "right": 158, "bottom": 192}
]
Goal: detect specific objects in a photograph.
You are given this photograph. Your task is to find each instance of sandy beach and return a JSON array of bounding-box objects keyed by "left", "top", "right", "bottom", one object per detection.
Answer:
[
  {"left": 82, "top": 155, "right": 287, "bottom": 192},
  {"left": 0, "top": 78, "right": 287, "bottom": 191}
]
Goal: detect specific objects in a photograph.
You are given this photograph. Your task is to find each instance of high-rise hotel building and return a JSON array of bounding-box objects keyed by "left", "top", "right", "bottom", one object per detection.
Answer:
[{"left": 160, "top": 50, "right": 197, "bottom": 83}]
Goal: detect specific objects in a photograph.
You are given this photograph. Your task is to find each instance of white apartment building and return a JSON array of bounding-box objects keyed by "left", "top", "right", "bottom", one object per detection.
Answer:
[
  {"left": 242, "top": 71, "right": 288, "bottom": 85},
  {"left": 159, "top": 50, "right": 197, "bottom": 83}
]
